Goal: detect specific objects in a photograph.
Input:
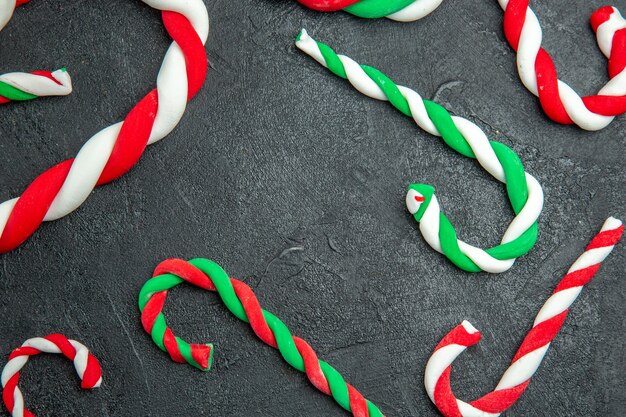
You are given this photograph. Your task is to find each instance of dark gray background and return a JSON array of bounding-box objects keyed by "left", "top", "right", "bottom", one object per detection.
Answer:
[{"left": 1, "top": 1, "right": 624, "bottom": 416}]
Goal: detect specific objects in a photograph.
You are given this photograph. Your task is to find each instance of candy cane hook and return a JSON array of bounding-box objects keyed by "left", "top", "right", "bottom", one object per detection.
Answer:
[
  {"left": 425, "top": 217, "right": 624, "bottom": 416},
  {"left": 0, "top": 0, "right": 209, "bottom": 253},
  {"left": 0, "top": 1, "right": 72, "bottom": 104},
  {"left": 2, "top": 334, "right": 102, "bottom": 417},
  {"left": 296, "top": 30, "right": 544, "bottom": 273},
  {"left": 139, "top": 258, "right": 386, "bottom": 417},
  {"left": 296, "top": 0, "right": 444, "bottom": 22},
  {"left": 500, "top": 1, "right": 626, "bottom": 130}
]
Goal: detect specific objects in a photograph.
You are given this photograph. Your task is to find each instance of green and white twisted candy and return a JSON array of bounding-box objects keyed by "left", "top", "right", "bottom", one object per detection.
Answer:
[
  {"left": 296, "top": 30, "right": 544, "bottom": 273},
  {"left": 297, "top": 0, "right": 444, "bottom": 22}
]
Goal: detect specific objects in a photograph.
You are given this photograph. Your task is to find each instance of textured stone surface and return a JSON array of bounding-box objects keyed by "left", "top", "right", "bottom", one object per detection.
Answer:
[{"left": 0, "top": 1, "right": 624, "bottom": 416}]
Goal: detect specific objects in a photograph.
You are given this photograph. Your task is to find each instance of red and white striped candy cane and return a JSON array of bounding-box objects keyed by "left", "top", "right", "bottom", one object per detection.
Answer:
[
  {"left": 425, "top": 216, "right": 624, "bottom": 416},
  {"left": 0, "top": 0, "right": 209, "bottom": 253},
  {"left": 1, "top": 334, "right": 102, "bottom": 417},
  {"left": 0, "top": 1, "right": 72, "bottom": 104},
  {"left": 500, "top": 1, "right": 626, "bottom": 131}
]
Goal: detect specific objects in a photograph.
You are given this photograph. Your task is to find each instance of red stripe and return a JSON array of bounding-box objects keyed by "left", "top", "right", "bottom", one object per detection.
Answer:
[
  {"left": 434, "top": 323, "right": 481, "bottom": 352},
  {"left": 512, "top": 311, "right": 568, "bottom": 362},
  {"left": 31, "top": 70, "right": 61, "bottom": 84},
  {"left": 45, "top": 333, "right": 77, "bottom": 360},
  {"left": 81, "top": 353, "right": 103, "bottom": 389},
  {"left": 0, "top": 97, "right": 10, "bottom": 104},
  {"left": 608, "top": 30, "right": 626, "bottom": 77},
  {"left": 97, "top": 90, "right": 158, "bottom": 185},
  {"left": 586, "top": 225, "right": 624, "bottom": 250},
  {"left": 8, "top": 346, "right": 41, "bottom": 360},
  {"left": 469, "top": 380, "right": 530, "bottom": 413},
  {"left": 2, "top": 373, "right": 20, "bottom": 413},
  {"left": 347, "top": 384, "right": 369, "bottom": 417},
  {"left": 141, "top": 291, "right": 168, "bottom": 333},
  {"left": 294, "top": 337, "right": 331, "bottom": 395},
  {"left": 433, "top": 367, "right": 463, "bottom": 417},
  {"left": 582, "top": 95, "right": 626, "bottom": 116},
  {"left": 553, "top": 264, "right": 600, "bottom": 293},
  {"left": 296, "top": 0, "right": 361, "bottom": 12},
  {"left": 232, "top": 279, "right": 278, "bottom": 348},
  {"left": 163, "top": 327, "right": 185, "bottom": 363},
  {"left": 162, "top": 11, "right": 207, "bottom": 100},
  {"left": 534, "top": 48, "right": 572, "bottom": 124},
  {"left": 502, "top": 0, "right": 528, "bottom": 51},
  {"left": 0, "top": 159, "right": 73, "bottom": 253},
  {"left": 154, "top": 259, "right": 216, "bottom": 291}
]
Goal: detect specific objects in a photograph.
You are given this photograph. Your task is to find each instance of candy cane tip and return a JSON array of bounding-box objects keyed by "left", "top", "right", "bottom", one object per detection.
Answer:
[
  {"left": 296, "top": 28, "right": 309, "bottom": 43},
  {"left": 603, "top": 216, "right": 623, "bottom": 229},
  {"left": 51, "top": 68, "right": 72, "bottom": 90},
  {"left": 590, "top": 6, "right": 618, "bottom": 30},
  {"left": 406, "top": 184, "right": 433, "bottom": 217},
  {"left": 460, "top": 320, "right": 479, "bottom": 335}
]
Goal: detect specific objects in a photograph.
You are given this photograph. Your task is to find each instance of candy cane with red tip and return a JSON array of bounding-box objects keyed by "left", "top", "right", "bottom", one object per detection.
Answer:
[
  {"left": 0, "top": 1, "right": 72, "bottom": 103},
  {"left": 0, "top": 0, "right": 209, "bottom": 253},
  {"left": 425, "top": 217, "right": 624, "bottom": 416},
  {"left": 1, "top": 334, "right": 102, "bottom": 417},
  {"left": 500, "top": 1, "right": 626, "bottom": 130}
]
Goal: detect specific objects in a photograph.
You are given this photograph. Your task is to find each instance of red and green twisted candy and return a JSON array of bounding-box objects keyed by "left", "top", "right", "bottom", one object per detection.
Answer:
[{"left": 139, "top": 258, "right": 385, "bottom": 417}]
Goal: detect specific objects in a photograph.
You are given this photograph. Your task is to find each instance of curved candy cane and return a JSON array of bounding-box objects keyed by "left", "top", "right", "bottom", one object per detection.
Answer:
[
  {"left": 500, "top": 1, "right": 626, "bottom": 130},
  {"left": 0, "top": 0, "right": 209, "bottom": 253},
  {"left": 425, "top": 217, "right": 624, "bottom": 416},
  {"left": 296, "top": 0, "right": 443, "bottom": 22},
  {"left": 139, "top": 258, "right": 386, "bottom": 417},
  {"left": 296, "top": 30, "right": 543, "bottom": 273},
  {"left": 0, "top": 1, "right": 72, "bottom": 104},
  {"left": 2, "top": 334, "right": 102, "bottom": 417}
]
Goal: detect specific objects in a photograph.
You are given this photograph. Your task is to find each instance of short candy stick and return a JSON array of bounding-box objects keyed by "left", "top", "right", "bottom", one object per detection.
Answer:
[
  {"left": 296, "top": 0, "right": 444, "bottom": 22},
  {"left": 1, "top": 334, "right": 102, "bottom": 417},
  {"left": 425, "top": 217, "right": 624, "bottom": 416},
  {"left": 0, "top": 69, "right": 72, "bottom": 105},
  {"left": 0, "top": 1, "right": 72, "bottom": 104},
  {"left": 296, "top": 30, "right": 544, "bottom": 273},
  {"left": 139, "top": 258, "right": 386, "bottom": 417},
  {"left": 499, "top": 1, "right": 626, "bottom": 130}
]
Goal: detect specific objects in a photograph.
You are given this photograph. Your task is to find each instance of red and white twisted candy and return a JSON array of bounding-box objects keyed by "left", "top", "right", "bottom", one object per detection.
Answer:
[
  {"left": 425, "top": 216, "right": 624, "bottom": 416},
  {"left": 500, "top": 1, "right": 626, "bottom": 130},
  {"left": 1, "top": 334, "right": 102, "bottom": 417},
  {"left": 0, "top": 1, "right": 72, "bottom": 103},
  {"left": 0, "top": 0, "right": 209, "bottom": 253}
]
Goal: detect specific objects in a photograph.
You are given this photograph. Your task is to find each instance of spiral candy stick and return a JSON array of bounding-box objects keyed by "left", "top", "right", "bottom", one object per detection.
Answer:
[
  {"left": 0, "top": 1, "right": 72, "bottom": 104},
  {"left": 2, "top": 334, "right": 102, "bottom": 417},
  {"left": 296, "top": 30, "right": 543, "bottom": 273},
  {"left": 425, "top": 217, "right": 624, "bottom": 416},
  {"left": 296, "top": 0, "right": 444, "bottom": 22},
  {"left": 139, "top": 258, "right": 386, "bottom": 417},
  {"left": 0, "top": 0, "right": 209, "bottom": 253},
  {"left": 499, "top": 2, "right": 626, "bottom": 130}
]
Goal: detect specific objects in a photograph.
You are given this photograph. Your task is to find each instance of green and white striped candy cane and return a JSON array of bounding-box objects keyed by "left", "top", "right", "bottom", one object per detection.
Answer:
[{"left": 296, "top": 30, "right": 544, "bottom": 273}]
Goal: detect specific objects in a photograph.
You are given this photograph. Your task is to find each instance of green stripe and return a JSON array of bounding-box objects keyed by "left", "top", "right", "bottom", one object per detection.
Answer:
[
  {"left": 344, "top": 0, "right": 417, "bottom": 18},
  {"left": 0, "top": 80, "right": 37, "bottom": 101}
]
